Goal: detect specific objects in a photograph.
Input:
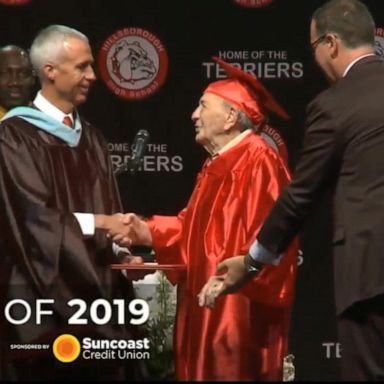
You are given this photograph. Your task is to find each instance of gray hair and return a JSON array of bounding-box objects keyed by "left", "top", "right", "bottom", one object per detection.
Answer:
[
  {"left": 237, "top": 109, "right": 261, "bottom": 132},
  {"left": 222, "top": 100, "right": 261, "bottom": 133},
  {"left": 30, "top": 25, "right": 89, "bottom": 80}
]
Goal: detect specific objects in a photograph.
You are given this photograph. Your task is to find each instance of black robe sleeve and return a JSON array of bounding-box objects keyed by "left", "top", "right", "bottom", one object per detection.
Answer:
[{"left": 0, "top": 117, "right": 133, "bottom": 343}]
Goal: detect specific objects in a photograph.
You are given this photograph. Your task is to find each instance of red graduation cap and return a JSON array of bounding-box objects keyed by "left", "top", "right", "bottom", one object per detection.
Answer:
[{"left": 204, "top": 56, "right": 289, "bottom": 125}]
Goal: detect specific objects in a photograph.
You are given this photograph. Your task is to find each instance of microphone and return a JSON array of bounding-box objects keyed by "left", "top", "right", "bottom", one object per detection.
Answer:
[{"left": 114, "top": 129, "right": 150, "bottom": 175}]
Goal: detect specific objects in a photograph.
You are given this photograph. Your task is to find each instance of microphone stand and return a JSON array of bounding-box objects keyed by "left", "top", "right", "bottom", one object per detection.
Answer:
[{"left": 114, "top": 156, "right": 142, "bottom": 176}]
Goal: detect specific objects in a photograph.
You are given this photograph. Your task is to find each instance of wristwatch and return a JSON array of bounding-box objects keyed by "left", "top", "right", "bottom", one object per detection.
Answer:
[{"left": 244, "top": 254, "right": 264, "bottom": 275}]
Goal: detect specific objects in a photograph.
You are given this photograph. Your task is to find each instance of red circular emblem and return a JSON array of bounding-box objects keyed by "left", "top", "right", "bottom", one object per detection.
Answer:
[
  {"left": 98, "top": 28, "right": 169, "bottom": 100},
  {"left": 233, "top": 0, "right": 274, "bottom": 8},
  {"left": 260, "top": 124, "right": 288, "bottom": 164},
  {"left": 0, "top": 0, "right": 31, "bottom": 4}
]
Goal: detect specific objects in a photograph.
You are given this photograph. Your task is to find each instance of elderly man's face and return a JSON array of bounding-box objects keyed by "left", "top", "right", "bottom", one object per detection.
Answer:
[
  {"left": 191, "top": 92, "right": 230, "bottom": 151},
  {"left": 0, "top": 49, "right": 35, "bottom": 109}
]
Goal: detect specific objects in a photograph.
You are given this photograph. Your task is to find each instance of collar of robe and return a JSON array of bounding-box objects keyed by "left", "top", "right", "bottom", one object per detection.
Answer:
[{"left": 1, "top": 106, "right": 82, "bottom": 147}]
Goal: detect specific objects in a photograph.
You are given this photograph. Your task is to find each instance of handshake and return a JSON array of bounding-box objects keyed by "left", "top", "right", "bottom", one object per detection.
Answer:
[
  {"left": 94, "top": 213, "right": 255, "bottom": 308},
  {"left": 95, "top": 213, "right": 153, "bottom": 247}
]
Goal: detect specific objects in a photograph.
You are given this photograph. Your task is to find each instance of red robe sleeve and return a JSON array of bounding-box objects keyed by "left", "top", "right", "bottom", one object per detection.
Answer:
[
  {"left": 146, "top": 210, "right": 187, "bottom": 284},
  {"left": 147, "top": 209, "right": 187, "bottom": 264}
]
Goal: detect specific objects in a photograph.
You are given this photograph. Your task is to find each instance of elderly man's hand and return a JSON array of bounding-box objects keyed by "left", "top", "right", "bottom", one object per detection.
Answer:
[
  {"left": 197, "top": 275, "right": 226, "bottom": 309},
  {"left": 95, "top": 213, "right": 152, "bottom": 247},
  {"left": 95, "top": 213, "right": 127, "bottom": 237},
  {"left": 198, "top": 255, "right": 258, "bottom": 309},
  {"left": 113, "top": 213, "right": 152, "bottom": 247}
]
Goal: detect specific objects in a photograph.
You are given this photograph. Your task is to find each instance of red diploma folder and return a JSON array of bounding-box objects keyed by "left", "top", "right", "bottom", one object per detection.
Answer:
[{"left": 111, "top": 263, "right": 186, "bottom": 280}]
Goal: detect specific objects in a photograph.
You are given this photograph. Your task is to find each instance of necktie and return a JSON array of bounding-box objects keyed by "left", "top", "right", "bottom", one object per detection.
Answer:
[{"left": 62, "top": 116, "right": 73, "bottom": 128}]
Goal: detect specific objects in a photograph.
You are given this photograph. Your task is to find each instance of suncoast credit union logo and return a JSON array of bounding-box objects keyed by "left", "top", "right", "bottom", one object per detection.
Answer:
[
  {"left": 233, "top": 0, "right": 274, "bottom": 8},
  {"left": 374, "top": 28, "right": 384, "bottom": 58},
  {"left": 53, "top": 334, "right": 81, "bottom": 363},
  {"left": 98, "top": 27, "right": 168, "bottom": 100}
]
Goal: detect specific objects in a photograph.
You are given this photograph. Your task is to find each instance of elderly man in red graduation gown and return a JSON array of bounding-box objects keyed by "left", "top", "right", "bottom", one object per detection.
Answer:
[{"left": 112, "top": 57, "right": 299, "bottom": 381}]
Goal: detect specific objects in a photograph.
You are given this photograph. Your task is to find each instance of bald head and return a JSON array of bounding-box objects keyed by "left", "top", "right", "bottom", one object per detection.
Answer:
[{"left": 0, "top": 45, "right": 35, "bottom": 110}]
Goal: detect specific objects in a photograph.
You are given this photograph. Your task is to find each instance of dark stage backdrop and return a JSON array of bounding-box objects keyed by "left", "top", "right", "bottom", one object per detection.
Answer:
[{"left": 2, "top": 0, "right": 384, "bottom": 380}]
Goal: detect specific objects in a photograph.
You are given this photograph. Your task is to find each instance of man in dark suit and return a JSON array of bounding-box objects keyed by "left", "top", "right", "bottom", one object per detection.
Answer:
[{"left": 199, "top": 0, "right": 384, "bottom": 380}]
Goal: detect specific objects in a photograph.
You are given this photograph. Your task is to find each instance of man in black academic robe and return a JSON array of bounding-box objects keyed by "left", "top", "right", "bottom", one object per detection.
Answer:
[{"left": 0, "top": 25, "right": 142, "bottom": 381}]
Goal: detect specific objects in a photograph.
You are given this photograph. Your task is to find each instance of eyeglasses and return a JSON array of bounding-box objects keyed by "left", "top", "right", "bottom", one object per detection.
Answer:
[{"left": 310, "top": 34, "right": 327, "bottom": 53}]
